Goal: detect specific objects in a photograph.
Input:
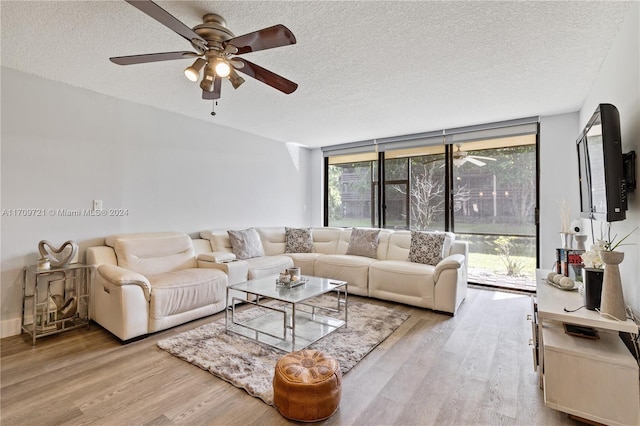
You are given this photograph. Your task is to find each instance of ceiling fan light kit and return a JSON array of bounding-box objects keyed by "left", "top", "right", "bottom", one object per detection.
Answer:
[{"left": 110, "top": 0, "right": 298, "bottom": 113}]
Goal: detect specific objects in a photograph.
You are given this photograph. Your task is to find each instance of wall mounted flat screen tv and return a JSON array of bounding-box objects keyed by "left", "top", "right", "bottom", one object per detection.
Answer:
[{"left": 576, "top": 103, "right": 627, "bottom": 222}]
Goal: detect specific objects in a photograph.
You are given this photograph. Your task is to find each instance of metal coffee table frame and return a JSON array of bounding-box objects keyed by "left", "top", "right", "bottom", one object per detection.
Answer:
[{"left": 225, "top": 275, "right": 347, "bottom": 352}]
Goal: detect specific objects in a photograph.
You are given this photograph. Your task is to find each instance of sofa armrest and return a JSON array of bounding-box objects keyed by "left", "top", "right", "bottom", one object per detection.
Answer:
[
  {"left": 97, "top": 264, "right": 151, "bottom": 301},
  {"left": 449, "top": 241, "right": 469, "bottom": 274},
  {"left": 433, "top": 253, "right": 468, "bottom": 315},
  {"left": 197, "top": 252, "right": 237, "bottom": 263},
  {"left": 197, "top": 258, "right": 248, "bottom": 285},
  {"left": 434, "top": 254, "right": 464, "bottom": 283}
]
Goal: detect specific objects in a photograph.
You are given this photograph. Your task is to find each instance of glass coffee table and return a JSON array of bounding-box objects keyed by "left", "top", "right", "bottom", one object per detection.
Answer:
[{"left": 225, "top": 275, "right": 347, "bottom": 352}]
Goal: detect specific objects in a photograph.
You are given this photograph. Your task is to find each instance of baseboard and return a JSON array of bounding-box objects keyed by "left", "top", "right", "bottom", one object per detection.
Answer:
[
  {"left": 1, "top": 317, "right": 22, "bottom": 338},
  {"left": 469, "top": 283, "right": 535, "bottom": 295}
]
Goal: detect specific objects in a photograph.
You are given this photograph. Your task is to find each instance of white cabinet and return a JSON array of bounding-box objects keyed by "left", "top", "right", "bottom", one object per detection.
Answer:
[
  {"left": 543, "top": 323, "right": 638, "bottom": 425},
  {"left": 534, "top": 270, "right": 639, "bottom": 425}
]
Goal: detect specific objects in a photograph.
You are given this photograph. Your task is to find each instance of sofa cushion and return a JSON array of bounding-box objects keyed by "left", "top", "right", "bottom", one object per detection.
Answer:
[
  {"left": 106, "top": 232, "right": 197, "bottom": 276},
  {"left": 227, "top": 228, "right": 265, "bottom": 260},
  {"left": 256, "top": 227, "right": 286, "bottom": 256},
  {"left": 369, "top": 260, "right": 436, "bottom": 307},
  {"left": 408, "top": 231, "right": 446, "bottom": 266},
  {"left": 147, "top": 268, "right": 226, "bottom": 319},
  {"left": 346, "top": 228, "right": 380, "bottom": 258},
  {"left": 314, "top": 254, "right": 376, "bottom": 297},
  {"left": 285, "top": 227, "right": 314, "bottom": 253},
  {"left": 312, "top": 228, "right": 344, "bottom": 254},
  {"left": 386, "top": 231, "right": 454, "bottom": 261},
  {"left": 200, "top": 230, "right": 233, "bottom": 253},
  {"left": 284, "top": 253, "right": 322, "bottom": 276}
]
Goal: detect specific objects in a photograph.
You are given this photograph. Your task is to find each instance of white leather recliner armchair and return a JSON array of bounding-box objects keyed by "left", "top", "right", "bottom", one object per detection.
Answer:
[{"left": 86, "top": 232, "right": 227, "bottom": 341}]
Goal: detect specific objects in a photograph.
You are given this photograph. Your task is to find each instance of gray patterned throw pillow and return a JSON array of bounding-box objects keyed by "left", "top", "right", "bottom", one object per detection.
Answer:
[
  {"left": 346, "top": 228, "right": 381, "bottom": 258},
  {"left": 227, "top": 228, "right": 265, "bottom": 260},
  {"left": 408, "top": 231, "right": 446, "bottom": 265},
  {"left": 285, "top": 227, "right": 314, "bottom": 253}
]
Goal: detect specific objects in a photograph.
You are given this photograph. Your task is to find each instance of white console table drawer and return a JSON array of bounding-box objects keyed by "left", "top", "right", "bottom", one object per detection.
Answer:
[{"left": 542, "top": 322, "right": 639, "bottom": 426}]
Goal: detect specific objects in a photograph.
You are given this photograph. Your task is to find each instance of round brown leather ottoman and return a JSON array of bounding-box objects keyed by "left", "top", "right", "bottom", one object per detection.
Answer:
[{"left": 273, "top": 349, "right": 342, "bottom": 422}]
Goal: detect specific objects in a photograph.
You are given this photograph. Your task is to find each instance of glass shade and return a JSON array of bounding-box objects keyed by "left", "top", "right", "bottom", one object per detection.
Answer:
[{"left": 183, "top": 58, "right": 206, "bottom": 82}]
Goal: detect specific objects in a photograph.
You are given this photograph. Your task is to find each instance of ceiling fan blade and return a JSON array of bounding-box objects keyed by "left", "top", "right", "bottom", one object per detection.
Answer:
[
  {"left": 470, "top": 155, "right": 497, "bottom": 161},
  {"left": 226, "top": 24, "right": 296, "bottom": 55},
  {"left": 233, "top": 58, "right": 298, "bottom": 94},
  {"left": 110, "top": 51, "right": 200, "bottom": 65},
  {"left": 125, "top": 0, "right": 206, "bottom": 46},
  {"left": 202, "top": 76, "right": 222, "bottom": 100},
  {"left": 466, "top": 157, "right": 486, "bottom": 166}
]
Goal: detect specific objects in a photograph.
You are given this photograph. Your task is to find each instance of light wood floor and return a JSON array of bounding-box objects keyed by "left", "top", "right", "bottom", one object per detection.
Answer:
[{"left": 1, "top": 288, "right": 583, "bottom": 426}]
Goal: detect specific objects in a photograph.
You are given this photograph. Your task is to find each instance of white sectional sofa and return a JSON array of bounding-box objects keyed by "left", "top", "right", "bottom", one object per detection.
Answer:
[
  {"left": 87, "top": 227, "right": 468, "bottom": 342},
  {"left": 200, "top": 227, "right": 468, "bottom": 315}
]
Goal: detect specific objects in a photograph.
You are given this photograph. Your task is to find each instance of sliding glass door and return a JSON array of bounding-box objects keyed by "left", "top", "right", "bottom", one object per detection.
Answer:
[
  {"left": 451, "top": 136, "right": 537, "bottom": 291},
  {"left": 323, "top": 118, "right": 539, "bottom": 291}
]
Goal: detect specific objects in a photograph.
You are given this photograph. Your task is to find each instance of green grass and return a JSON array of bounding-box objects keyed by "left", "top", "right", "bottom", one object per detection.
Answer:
[{"left": 468, "top": 252, "right": 536, "bottom": 277}]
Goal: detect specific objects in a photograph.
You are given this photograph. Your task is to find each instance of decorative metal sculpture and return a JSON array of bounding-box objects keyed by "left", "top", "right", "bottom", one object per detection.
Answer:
[{"left": 38, "top": 240, "right": 78, "bottom": 268}]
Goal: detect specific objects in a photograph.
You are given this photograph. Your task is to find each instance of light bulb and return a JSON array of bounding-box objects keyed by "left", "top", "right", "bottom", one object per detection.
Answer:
[
  {"left": 215, "top": 61, "right": 231, "bottom": 78},
  {"left": 183, "top": 58, "right": 206, "bottom": 82}
]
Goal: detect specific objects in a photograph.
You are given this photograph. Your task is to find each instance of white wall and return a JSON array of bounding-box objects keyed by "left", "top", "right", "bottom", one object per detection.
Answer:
[
  {"left": 578, "top": 2, "right": 640, "bottom": 315},
  {"left": 538, "top": 113, "right": 580, "bottom": 271},
  {"left": 0, "top": 68, "right": 312, "bottom": 336}
]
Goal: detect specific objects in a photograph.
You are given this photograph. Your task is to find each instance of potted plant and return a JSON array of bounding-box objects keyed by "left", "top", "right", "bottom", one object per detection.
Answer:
[{"left": 588, "top": 224, "right": 638, "bottom": 320}]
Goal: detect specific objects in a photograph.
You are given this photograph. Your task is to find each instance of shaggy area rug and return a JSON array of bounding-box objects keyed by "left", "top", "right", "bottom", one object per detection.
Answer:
[{"left": 157, "top": 295, "right": 409, "bottom": 405}]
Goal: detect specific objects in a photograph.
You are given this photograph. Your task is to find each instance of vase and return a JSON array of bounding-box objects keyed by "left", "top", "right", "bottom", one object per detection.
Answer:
[
  {"left": 583, "top": 268, "right": 604, "bottom": 310},
  {"left": 574, "top": 234, "right": 588, "bottom": 251},
  {"left": 599, "top": 251, "right": 626, "bottom": 321},
  {"left": 560, "top": 232, "right": 573, "bottom": 249}
]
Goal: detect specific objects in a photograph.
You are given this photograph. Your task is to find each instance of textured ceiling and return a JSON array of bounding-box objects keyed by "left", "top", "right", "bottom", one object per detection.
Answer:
[{"left": 1, "top": 1, "right": 632, "bottom": 148}]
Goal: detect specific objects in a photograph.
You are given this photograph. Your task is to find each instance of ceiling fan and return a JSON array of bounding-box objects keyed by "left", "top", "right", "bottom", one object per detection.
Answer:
[
  {"left": 110, "top": 0, "right": 298, "bottom": 111},
  {"left": 452, "top": 143, "right": 496, "bottom": 167}
]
